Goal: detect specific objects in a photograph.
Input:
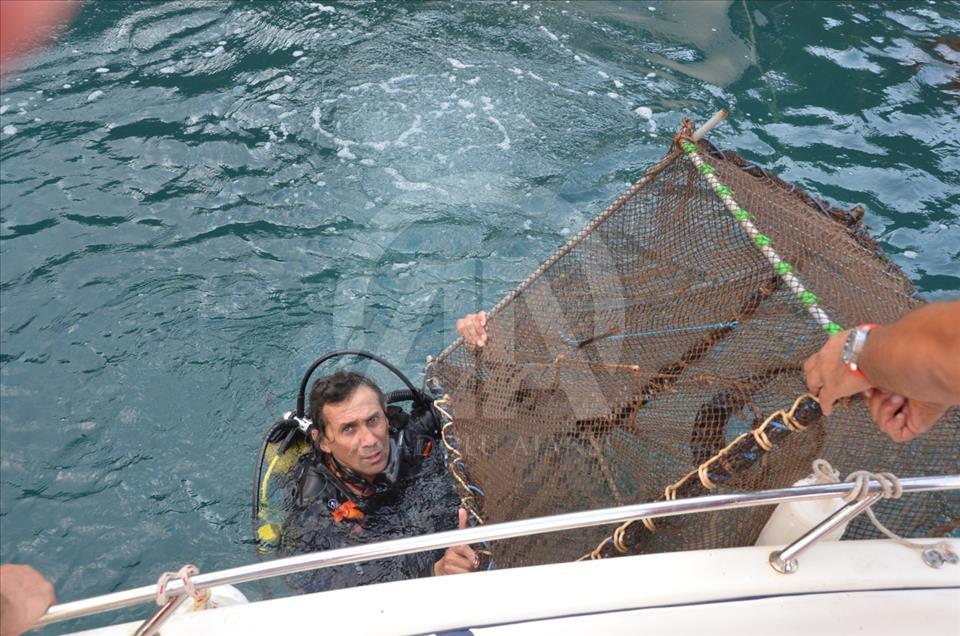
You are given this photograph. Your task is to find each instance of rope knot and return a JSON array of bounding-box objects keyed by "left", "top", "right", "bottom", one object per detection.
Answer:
[
  {"left": 806, "top": 459, "right": 944, "bottom": 554},
  {"left": 843, "top": 469, "right": 902, "bottom": 504},
  {"left": 155, "top": 564, "right": 207, "bottom": 607}
]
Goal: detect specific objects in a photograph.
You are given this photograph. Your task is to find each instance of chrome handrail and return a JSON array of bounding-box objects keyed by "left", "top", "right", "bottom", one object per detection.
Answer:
[{"left": 38, "top": 474, "right": 960, "bottom": 627}]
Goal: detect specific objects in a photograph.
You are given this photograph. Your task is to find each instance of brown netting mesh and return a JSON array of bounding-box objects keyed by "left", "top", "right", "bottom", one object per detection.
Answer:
[{"left": 426, "top": 124, "right": 960, "bottom": 569}]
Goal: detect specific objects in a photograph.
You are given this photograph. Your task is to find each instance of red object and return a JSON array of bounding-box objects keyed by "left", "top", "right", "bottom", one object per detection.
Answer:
[
  {"left": 0, "top": 1, "right": 78, "bottom": 72},
  {"left": 332, "top": 500, "right": 364, "bottom": 523}
]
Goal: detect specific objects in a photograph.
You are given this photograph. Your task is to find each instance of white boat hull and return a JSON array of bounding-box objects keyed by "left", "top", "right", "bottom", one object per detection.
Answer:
[{"left": 71, "top": 538, "right": 960, "bottom": 635}]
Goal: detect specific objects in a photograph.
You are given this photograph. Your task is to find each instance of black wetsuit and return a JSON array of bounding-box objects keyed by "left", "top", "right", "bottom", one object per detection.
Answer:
[{"left": 280, "top": 405, "right": 459, "bottom": 591}]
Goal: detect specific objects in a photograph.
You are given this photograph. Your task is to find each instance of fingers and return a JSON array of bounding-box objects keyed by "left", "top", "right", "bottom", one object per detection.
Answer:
[
  {"left": 803, "top": 354, "right": 819, "bottom": 393},
  {"left": 818, "top": 385, "right": 835, "bottom": 416},
  {"left": 456, "top": 312, "right": 489, "bottom": 349},
  {"left": 866, "top": 392, "right": 910, "bottom": 442},
  {"left": 435, "top": 544, "right": 479, "bottom": 575},
  {"left": 863, "top": 393, "right": 946, "bottom": 444},
  {"left": 458, "top": 507, "right": 468, "bottom": 529},
  {"left": 804, "top": 353, "right": 829, "bottom": 413}
]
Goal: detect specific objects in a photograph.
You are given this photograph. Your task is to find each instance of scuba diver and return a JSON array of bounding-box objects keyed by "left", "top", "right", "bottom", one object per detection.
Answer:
[
  {"left": 253, "top": 311, "right": 491, "bottom": 589},
  {"left": 291, "top": 369, "right": 478, "bottom": 577}
]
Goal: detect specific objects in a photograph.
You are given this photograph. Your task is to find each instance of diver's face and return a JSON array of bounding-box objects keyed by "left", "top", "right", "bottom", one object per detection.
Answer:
[{"left": 316, "top": 385, "right": 389, "bottom": 481}]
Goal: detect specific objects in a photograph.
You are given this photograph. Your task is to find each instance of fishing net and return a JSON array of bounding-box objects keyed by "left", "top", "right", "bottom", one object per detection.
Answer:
[{"left": 426, "top": 119, "right": 960, "bottom": 568}]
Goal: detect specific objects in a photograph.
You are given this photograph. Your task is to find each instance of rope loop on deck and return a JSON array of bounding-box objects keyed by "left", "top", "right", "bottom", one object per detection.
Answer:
[
  {"left": 155, "top": 564, "right": 207, "bottom": 607},
  {"left": 809, "top": 459, "right": 948, "bottom": 553}
]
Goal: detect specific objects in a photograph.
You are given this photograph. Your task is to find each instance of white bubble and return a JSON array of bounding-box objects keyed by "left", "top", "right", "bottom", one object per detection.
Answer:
[
  {"left": 634, "top": 106, "right": 653, "bottom": 119},
  {"left": 540, "top": 26, "right": 559, "bottom": 41},
  {"left": 0, "top": 105, "right": 8, "bottom": 115},
  {"left": 62, "top": 83, "right": 72, "bottom": 89},
  {"left": 2, "top": 125, "right": 16, "bottom": 136},
  {"left": 160, "top": 66, "right": 175, "bottom": 74},
  {"left": 96, "top": 67, "right": 109, "bottom": 73},
  {"left": 902, "top": 250, "right": 918, "bottom": 259},
  {"left": 293, "top": 50, "right": 304, "bottom": 57},
  {"left": 87, "top": 90, "right": 104, "bottom": 102}
]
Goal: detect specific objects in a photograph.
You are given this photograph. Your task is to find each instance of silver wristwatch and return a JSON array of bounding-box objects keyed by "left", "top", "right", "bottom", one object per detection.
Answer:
[{"left": 841, "top": 323, "right": 876, "bottom": 378}]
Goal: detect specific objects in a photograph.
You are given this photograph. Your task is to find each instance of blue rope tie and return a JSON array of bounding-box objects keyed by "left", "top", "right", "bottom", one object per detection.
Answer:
[{"left": 561, "top": 320, "right": 738, "bottom": 346}]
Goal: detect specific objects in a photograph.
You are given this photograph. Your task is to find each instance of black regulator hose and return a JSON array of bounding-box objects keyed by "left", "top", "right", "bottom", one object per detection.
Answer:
[{"left": 296, "top": 349, "right": 428, "bottom": 418}]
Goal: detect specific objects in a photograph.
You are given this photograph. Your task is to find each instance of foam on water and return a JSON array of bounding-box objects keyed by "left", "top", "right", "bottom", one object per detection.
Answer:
[{"left": 804, "top": 46, "right": 884, "bottom": 74}]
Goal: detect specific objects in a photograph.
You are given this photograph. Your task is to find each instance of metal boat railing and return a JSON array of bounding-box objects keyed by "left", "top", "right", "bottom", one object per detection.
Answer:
[{"left": 38, "top": 474, "right": 960, "bottom": 628}]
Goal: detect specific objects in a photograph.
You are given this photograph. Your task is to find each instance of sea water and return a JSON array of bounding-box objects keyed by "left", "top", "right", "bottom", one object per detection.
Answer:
[{"left": 1, "top": 1, "right": 958, "bottom": 632}]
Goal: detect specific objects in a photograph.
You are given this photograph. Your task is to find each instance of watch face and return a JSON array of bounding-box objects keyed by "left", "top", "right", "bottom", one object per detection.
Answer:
[{"left": 841, "top": 329, "right": 858, "bottom": 365}]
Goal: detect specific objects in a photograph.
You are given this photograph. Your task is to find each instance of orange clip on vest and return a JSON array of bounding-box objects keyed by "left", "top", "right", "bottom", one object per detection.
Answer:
[{"left": 331, "top": 500, "right": 364, "bottom": 523}]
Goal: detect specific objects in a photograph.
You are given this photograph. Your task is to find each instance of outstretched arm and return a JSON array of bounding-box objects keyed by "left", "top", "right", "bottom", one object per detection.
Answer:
[
  {"left": 804, "top": 300, "right": 960, "bottom": 413},
  {"left": 804, "top": 301, "right": 959, "bottom": 443},
  {"left": 855, "top": 301, "right": 960, "bottom": 404}
]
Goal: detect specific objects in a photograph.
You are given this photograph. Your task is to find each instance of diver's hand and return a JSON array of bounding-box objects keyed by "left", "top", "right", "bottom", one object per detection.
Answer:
[
  {"left": 863, "top": 389, "right": 948, "bottom": 443},
  {"left": 0, "top": 564, "right": 55, "bottom": 636},
  {"left": 433, "top": 509, "right": 479, "bottom": 576},
  {"left": 456, "top": 311, "right": 488, "bottom": 350}
]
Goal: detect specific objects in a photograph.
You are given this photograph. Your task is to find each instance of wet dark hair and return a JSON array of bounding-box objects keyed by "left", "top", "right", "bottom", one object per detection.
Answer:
[{"left": 308, "top": 370, "right": 385, "bottom": 438}]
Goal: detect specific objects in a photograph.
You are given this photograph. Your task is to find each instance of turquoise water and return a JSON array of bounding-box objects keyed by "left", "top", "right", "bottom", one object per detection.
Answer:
[{"left": 1, "top": 0, "right": 958, "bottom": 630}]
